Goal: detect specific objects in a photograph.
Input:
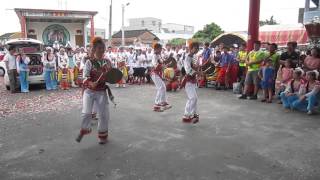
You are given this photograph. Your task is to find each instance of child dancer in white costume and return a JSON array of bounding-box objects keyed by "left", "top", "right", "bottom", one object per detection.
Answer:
[
  {"left": 76, "top": 37, "right": 112, "bottom": 145},
  {"left": 151, "top": 43, "right": 172, "bottom": 112},
  {"left": 181, "top": 42, "right": 200, "bottom": 124}
]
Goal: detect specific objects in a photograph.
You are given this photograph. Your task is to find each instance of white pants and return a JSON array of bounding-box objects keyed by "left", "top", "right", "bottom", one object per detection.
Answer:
[
  {"left": 151, "top": 74, "right": 167, "bottom": 105},
  {"left": 81, "top": 89, "right": 109, "bottom": 133},
  {"left": 184, "top": 82, "right": 198, "bottom": 116}
]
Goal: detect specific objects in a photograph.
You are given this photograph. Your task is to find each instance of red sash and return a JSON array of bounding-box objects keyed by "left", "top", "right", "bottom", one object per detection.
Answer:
[
  {"left": 151, "top": 64, "right": 163, "bottom": 77},
  {"left": 83, "top": 60, "right": 108, "bottom": 91}
]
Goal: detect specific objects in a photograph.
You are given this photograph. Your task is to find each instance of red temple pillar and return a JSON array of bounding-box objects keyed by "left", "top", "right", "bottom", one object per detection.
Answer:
[
  {"left": 247, "top": 0, "right": 260, "bottom": 51},
  {"left": 90, "top": 16, "right": 95, "bottom": 41},
  {"left": 20, "top": 16, "right": 27, "bottom": 38}
]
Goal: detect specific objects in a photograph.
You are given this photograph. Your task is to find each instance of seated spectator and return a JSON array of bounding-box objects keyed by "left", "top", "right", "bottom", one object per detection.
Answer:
[
  {"left": 280, "top": 42, "right": 300, "bottom": 68},
  {"left": 303, "top": 47, "right": 320, "bottom": 72},
  {"left": 275, "top": 60, "right": 294, "bottom": 101},
  {"left": 292, "top": 70, "right": 320, "bottom": 115},
  {"left": 280, "top": 68, "right": 305, "bottom": 111}
]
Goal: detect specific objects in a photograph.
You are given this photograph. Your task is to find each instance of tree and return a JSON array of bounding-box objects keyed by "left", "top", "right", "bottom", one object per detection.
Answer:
[
  {"left": 167, "top": 38, "right": 186, "bottom": 46},
  {"left": 193, "top": 22, "right": 224, "bottom": 43},
  {"left": 259, "top": 16, "right": 278, "bottom": 26}
]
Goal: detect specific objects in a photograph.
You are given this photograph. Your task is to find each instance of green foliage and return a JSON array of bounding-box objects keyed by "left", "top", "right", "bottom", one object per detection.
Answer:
[
  {"left": 167, "top": 38, "right": 186, "bottom": 46},
  {"left": 259, "top": 16, "right": 278, "bottom": 26},
  {"left": 193, "top": 22, "right": 224, "bottom": 42}
]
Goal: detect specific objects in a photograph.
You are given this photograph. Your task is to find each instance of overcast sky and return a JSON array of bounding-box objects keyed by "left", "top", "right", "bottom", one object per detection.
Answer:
[{"left": 0, "top": 0, "right": 306, "bottom": 36}]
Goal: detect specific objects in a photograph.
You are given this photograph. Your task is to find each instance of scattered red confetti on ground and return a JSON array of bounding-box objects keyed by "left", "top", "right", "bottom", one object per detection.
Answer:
[{"left": 0, "top": 77, "right": 82, "bottom": 118}]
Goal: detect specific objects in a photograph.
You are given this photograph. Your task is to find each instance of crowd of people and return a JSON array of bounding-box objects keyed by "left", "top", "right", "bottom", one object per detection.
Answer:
[
  {"left": 3, "top": 37, "right": 320, "bottom": 144},
  {"left": 204, "top": 41, "right": 320, "bottom": 115},
  {"left": 3, "top": 39, "right": 320, "bottom": 117}
]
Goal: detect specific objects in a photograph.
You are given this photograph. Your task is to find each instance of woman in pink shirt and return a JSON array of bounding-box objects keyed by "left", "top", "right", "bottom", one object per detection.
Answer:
[
  {"left": 304, "top": 48, "right": 320, "bottom": 71},
  {"left": 276, "top": 60, "right": 294, "bottom": 101}
]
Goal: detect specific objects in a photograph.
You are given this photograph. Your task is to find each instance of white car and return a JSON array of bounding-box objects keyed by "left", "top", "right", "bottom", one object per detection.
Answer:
[
  {"left": 1, "top": 38, "right": 45, "bottom": 90},
  {"left": 0, "top": 52, "right": 6, "bottom": 76}
]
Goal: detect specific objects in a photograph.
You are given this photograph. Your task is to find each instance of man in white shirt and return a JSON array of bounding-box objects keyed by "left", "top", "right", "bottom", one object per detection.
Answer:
[
  {"left": 126, "top": 46, "right": 136, "bottom": 84},
  {"left": 4, "top": 46, "right": 18, "bottom": 93},
  {"left": 116, "top": 47, "right": 128, "bottom": 87},
  {"left": 146, "top": 48, "right": 153, "bottom": 83},
  {"left": 104, "top": 46, "right": 116, "bottom": 67}
]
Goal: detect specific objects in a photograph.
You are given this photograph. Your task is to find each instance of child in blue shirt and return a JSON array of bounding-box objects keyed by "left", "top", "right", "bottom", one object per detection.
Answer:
[{"left": 259, "top": 58, "right": 275, "bottom": 103}]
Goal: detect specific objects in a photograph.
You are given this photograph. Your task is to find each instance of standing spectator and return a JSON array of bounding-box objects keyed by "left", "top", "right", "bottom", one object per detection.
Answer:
[
  {"left": 104, "top": 46, "right": 116, "bottom": 67},
  {"left": 127, "top": 46, "right": 135, "bottom": 84},
  {"left": 146, "top": 48, "right": 153, "bottom": 83},
  {"left": 259, "top": 59, "right": 275, "bottom": 103},
  {"left": 57, "top": 48, "right": 69, "bottom": 90},
  {"left": 303, "top": 47, "right": 320, "bottom": 72},
  {"left": 115, "top": 47, "right": 128, "bottom": 88},
  {"left": 16, "top": 50, "right": 30, "bottom": 93},
  {"left": 236, "top": 43, "right": 248, "bottom": 87},
  {"left": 42, "top": 47, "right": 57, "bottom": 91},
  {"left": 202, "top": 42, "right": 212, "bottom": 64},
  {"left": 4, "top": 46, "right": 18, "bottom": 93},
  {"left": 67, "top": 48, "right": 77, "bottom": 88},
  {"left": 136, "top": 49, "right": 147, "bottom": 84},
  {"left": 216, "top": 47, "right": 233, "bottom": 90},
  {"left": 280, "top": 42, "right": 300, "bottom": 68},
  {"left": 73, "top": 48, "right": 82, "bottom": 86},
  {"left": 265, "top": 43, "right": 280, "bottom": 72},
  {"left": 239, "top": 41, "right": 266, "bottom": 100}
]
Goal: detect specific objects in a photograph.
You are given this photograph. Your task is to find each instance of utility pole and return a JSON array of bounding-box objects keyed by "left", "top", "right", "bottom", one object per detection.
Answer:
[
  {"left": 121, "top": 4, "right": 125, "bottom": 47},
  {"left": 121, "top": 3, "right": 130, "bottom": 47},
  {"left": 108, "top": 0, "right": 112, "bottom": 46}
]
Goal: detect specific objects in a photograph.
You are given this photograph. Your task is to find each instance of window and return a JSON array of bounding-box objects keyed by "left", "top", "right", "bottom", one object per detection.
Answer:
[{"left": 141, "top": 20, "right": 145, "bottom": 27}]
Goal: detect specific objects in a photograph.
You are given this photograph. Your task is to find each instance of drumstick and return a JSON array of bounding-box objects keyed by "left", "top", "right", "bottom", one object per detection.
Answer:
[{"left": 95, "top": 72, "right": 105, "bottom": 83}]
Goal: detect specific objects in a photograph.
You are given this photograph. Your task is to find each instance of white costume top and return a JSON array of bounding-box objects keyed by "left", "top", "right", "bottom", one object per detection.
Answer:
[
  {"left": 73, "top": 53, "right": 82, "bottom": 68},
  {"left": 146, "top": 52, "right": 153, "bottom": 68},
  {"left": 184, "top": 54, "right": 197, "bottom": 76},
  {"left": 57, "top": 53, "right": 68, "bottom": 69},
  {"left": 42, "top": 54, "right": 56, "bottom": 71},
  {"left": 152, "top": 53, "right": 163, "bottom": 68},
  {"left": 137, "top": 54, "right": 147, "bottom": 68}
]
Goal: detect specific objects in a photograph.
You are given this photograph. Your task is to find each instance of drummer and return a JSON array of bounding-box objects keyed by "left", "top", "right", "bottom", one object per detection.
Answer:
[{"left": 76, "top": 37, "right": 112, "bottom": 145}]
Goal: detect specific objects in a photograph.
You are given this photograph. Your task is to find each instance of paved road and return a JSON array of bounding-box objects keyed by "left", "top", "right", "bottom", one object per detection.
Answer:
[{"left": 0, "top": 81, "right": 320, "bottom": 180}]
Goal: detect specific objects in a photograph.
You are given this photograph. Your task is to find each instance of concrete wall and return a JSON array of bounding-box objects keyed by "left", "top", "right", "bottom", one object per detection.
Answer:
[{"left": 26, "top": 21, "right": 84, "bottom": 46}]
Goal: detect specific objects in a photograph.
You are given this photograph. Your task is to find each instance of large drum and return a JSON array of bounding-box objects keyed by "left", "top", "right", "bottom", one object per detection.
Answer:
[
  {"left": 164, "top": 68, "right": 175, "bottom": 81},
  {"left": 201, "top": 61, "right": 215, "bottom": 75}
]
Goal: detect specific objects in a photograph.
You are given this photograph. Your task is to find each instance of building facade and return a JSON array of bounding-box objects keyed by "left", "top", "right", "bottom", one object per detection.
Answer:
[
  {"left": 86, "top": 28, "right": 106, "bottom": 44},
  {"left": 15, "top": 8, "right": 97, "bottom": 47},
  {"left": 162, "top": 23, "right": 194, "bottom": 34},
  {"left": 111, "top": 29, "right": 159, "bottom": 47},
  {"left": 125, "top": 17, "right": 162, "bottom": 33},
  {"left": 124, "top": 17, "right": 194, "bottom": 35}
]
